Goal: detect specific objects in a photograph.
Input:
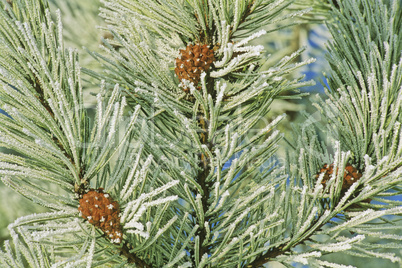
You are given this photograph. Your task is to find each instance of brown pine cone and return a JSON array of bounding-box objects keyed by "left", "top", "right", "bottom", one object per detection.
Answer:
[
  {"left": 175, "top": 44, "right": 215, "bottom": 92},
  {"left": 78, "top": 188, "right": 122, "bottom": 244},
  {"left": 316, "top": 163, "right": 362, "bottom": 190},
  {"left": 316, "top": 163, "right": 370, "bottom": 208}
]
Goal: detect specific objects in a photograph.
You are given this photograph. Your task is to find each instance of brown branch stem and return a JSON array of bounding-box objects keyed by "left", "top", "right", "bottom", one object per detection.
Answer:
[
  {"left": 120, "top": 243, "right": 153, "bottom": 268},
  {"left": 31, "top": 76, "right": 75, "bottom": 165},
  {"left": 194, "top": 114, "right": 213, "bottom": 265},
  {"left": 247, "top": 220, "right": 327, "bottom": 267},
  {"left": 189, "top": 68, "right": 216, "bottom": 265}
]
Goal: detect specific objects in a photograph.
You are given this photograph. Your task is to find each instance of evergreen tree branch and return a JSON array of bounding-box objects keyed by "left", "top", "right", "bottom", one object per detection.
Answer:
[
  {"left": 29, "top": 74, "right": 79, "bottom": 175},
  {"left": 120, "top": 243, "right": 153, "bottom": 268},
  {"left": 0, "top": 0, "right": 398, "bottom": 266},
  {"left": 90, "top": 1, "right": 315, "bottom": 266},
  {"left": 194, "top": 76, "right": 216, "bottom": 263},
  {"left": 247, "top": 220, "right": 327, "bottom": 267},
  {"left": 196, "top": 114, "right": 213, "bottom": 264},
  {"left": 0, "top": 1, "right": 180, "bottom": 266}
]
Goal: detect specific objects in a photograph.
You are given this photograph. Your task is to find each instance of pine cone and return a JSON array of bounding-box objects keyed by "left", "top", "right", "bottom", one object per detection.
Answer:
[
  {"left": 317, "top": 163, "right": 362, "bottom": 191},
  {"left": 175, "top": 44, "right": 215, "bottom": 92},
  {"left": 78, "top": 188, "right": 122, "bottom": 244},
  {"left": 316, "top": 163, "right": 370, "bottom": 208}
]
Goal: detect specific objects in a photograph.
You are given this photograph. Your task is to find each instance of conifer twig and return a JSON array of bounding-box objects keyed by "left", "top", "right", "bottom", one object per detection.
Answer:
[
  {"left": 193, "top": 73, "right": 216, "bottom": 264},
  {"left": 247, "top": 220, "right": 327, "bottom": 267},
  {"left": 196, "top": 113, "right": 213, "bottom": 264},
  {"left": 120, "top": 243, "right": 152, "bottom": 268}
]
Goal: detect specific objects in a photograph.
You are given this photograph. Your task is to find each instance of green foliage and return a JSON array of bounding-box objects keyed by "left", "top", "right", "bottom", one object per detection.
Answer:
[{"left": 0, "top": 0, "right": 401, "bottom": 267}]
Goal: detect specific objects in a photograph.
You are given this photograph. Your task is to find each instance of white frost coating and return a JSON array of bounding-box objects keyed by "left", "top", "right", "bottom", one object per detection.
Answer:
[
  {"left": 22, "top": 128, "right": 32, "bottom": 136},
  {"left": 213, "top": 190, "right": 230, "bottom": 213},
  {"left": 183, "top": 117, "right": 190, "bottom": 129},
  {"left": 261, "top": 114, "right": 286, "bottom": 133},
  {"left": 216, "top": 83, "right": 226, "bottom": 104},
  {"left": 146, "top": 221, "right": 152, "bottom": 232},
  {"left": 210, "top": 46, "right": 263, "bottom": 78},
  {"left": 121, "top": 155, "right": 153, "bottom": 201},
  {"left": 311, "top": 235, "right": 365, "bottom": 252},
  {"left": 135, "top": 196, "right": 178, "bottom": 224},
  {"left": 223, "top": 156, "right": 238, "bottom": 189},
  {"left": 296, "top": 186, "right": 308, "bottom": 229},
  {"left": 297, "top": 207, "right": 318, "bottom": 235},
  {"left": 120, "top": 151, "right": 144, "bottom": 200},
  {"left": 107, "top": 102, "right": 120, "bottom": 141},
  {"left": 9, "top": 210, "right": 77, "bottom": 230},
  {"left": 124, "top": 221, "right": 144, "bottom": 231},
  {"left": 354, "top": 228, "right": 402, "bottom": 240},
  {"left": 214, "top": 43, "right": 234, "bottom": 68},
  {"left": 357, "top": 247, "right": 401, "bottom": 263},
  {"left": 315, "top": 260, "right": 356, "bottom": 268},
  {"left": 123, "top": 203, "right": 146, "bottom": 226},
  {"left": 126, "top": 229, "right": 150, "bottom": 239},
  {"left": 221, "top": 190, "right": 230, "bottom": 200},
  {"left": 211, "top": 231, "right": 220, "bottom": 244},
  {"left": 334, "top": 182, "right": 360, "bottom": 211},
  {"left": 165, "top": 251, "right": 187, "bottom": 268},
  {"left": 154, "top": 215, "right": 178, "bottom": 238},
  {"left": 177, "top": 262, "right": 192, "bottom": 268},
  {"left": 232, "top": 208, "right": 250, "bottom": 227},
  {"left": 363, "top": 154, "right": 372, "bottom": 167},
  {"left": 198, "top": 253, "right": 209, "bottom": 267},
  {"left": 86, "top": 234, "right": 96, "bottom": 268},
  {"left": 31, "top": 225, "right": 82, "bottom": 241},
  {"left": 234, "top": 29, "right": 267, "bottom": 48},
  {"left": 325, "top": 207, "right": 402, "bottom": 234},
  {"left": 179, "top": 79, "right": 196, "bottom": 92},
  {"left": 226, "top": 132, "right": 239, "bottom": 160},
  {"left": 121, "top": 181, "right": 179, "bottom": 223},
  {"left": 364, "top": 163, "right": 376, "bottom": 179},
  {"left": 0, "top": 67, "right": 8, "bottom": 76},
  {"left": 230, "top": 237, "right": 239, "bottom": 244},
  {"left": 200, "top": 71, "right": 206, "bottom": 80},
  {"left": 293, "top": 251, "right": 321, "bottom": 265}
]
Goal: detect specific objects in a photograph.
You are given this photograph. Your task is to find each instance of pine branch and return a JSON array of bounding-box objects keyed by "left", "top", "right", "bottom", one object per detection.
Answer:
[
  {"left": 246, "top": 247, "right": 286, "bottom": 268},
  {"left": 194, "top": 111, "right": 215, "bottom": 265},
  {"left": 195, "top": 114, "right": 212, "bottom": 263},
  {"left": 247, "top": 220, "right": 327, "bottom": 267},
  {"left": 120, "top": 243, "right": 153, "bottom": 268},
  {"left": 29, "top": 73, "right": 79, "bottom": 177},
  {"left": 1, "top": 0, "right": 401, "bottom": 267},
  {"left": 89, "top": 1, "right": 315, "bottom": 266}
]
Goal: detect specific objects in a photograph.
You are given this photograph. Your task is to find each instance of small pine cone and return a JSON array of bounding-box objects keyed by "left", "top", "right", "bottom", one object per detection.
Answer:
[
  {"left": 316, "top": 163, "right": 370, "bottom": 208},
  {"left": 175, "top": 44, "right": 215, "bottom": 92},
  {"left": 316, "top": 163, "right": 362, "bottom": 190},
  {"left": 342, "top": 164, "right": 363, "bottom": 190},
  {"left": 78, "top": 188, "right": 122, "bottom": 244}
]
